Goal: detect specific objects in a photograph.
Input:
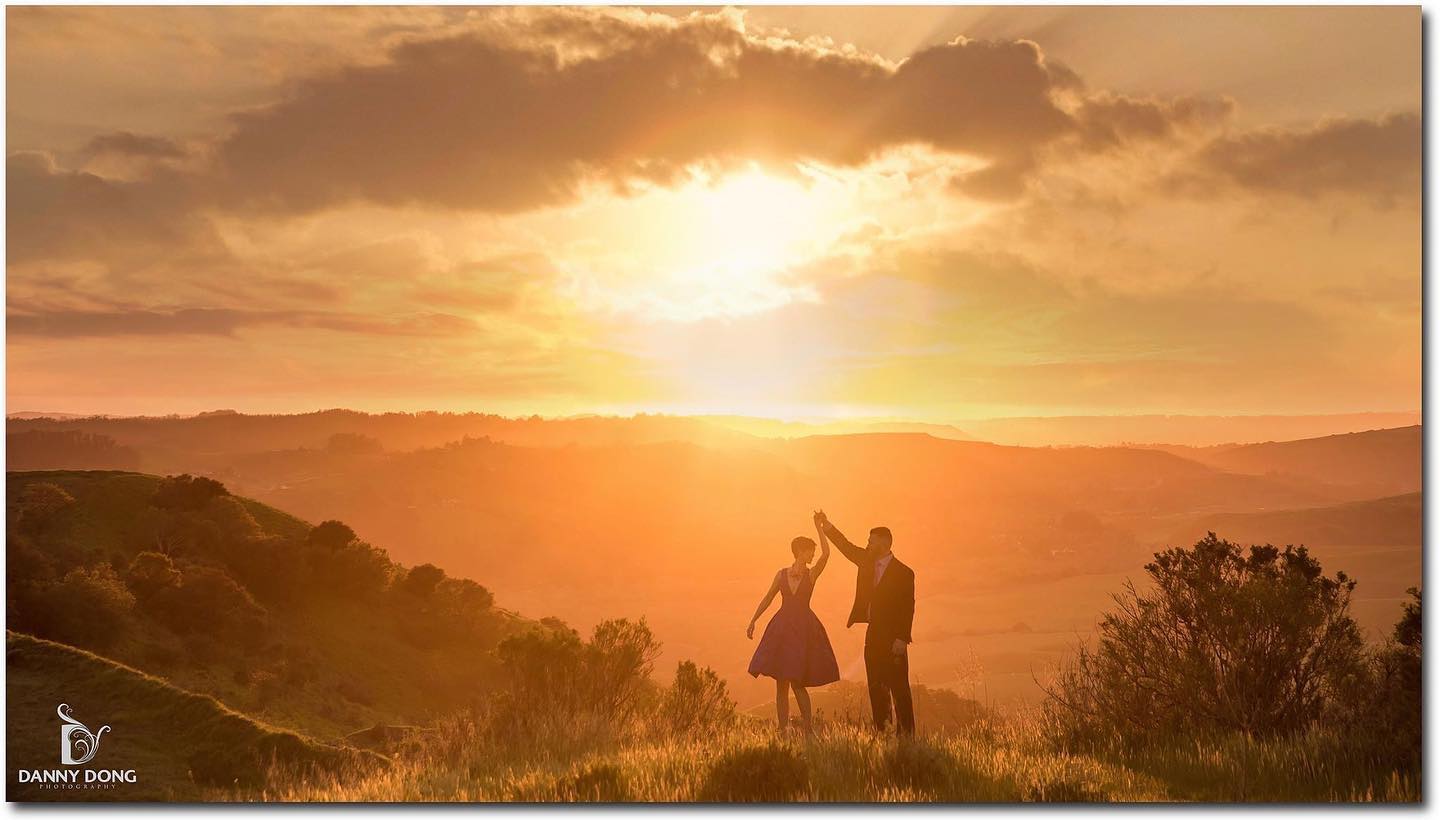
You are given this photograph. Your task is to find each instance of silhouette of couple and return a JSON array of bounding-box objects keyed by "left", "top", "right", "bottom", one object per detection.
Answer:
[{"left": 746, "top": 510, "right": 915, "bottom": 736}]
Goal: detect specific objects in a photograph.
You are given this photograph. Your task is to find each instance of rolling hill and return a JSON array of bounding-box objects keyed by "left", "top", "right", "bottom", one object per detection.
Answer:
[
  {"left": 1153, "top": 426, "right": 1421, "bottom": 500},
  {"left": 6, "top": 471, "right": 532, "bottom": 745},
  {"left": 6, "top": 631, "right": 382, "bottom": 801}
]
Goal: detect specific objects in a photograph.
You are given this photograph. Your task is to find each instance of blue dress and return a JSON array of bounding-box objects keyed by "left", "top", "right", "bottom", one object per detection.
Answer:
[{"left": 748, "top": 568, "right": 841, "bottom": 686}]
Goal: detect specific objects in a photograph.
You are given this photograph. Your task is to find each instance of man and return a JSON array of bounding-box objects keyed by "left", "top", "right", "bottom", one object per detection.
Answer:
[{"left": 814, "top": 509, "right": 915, "bottom": 736}]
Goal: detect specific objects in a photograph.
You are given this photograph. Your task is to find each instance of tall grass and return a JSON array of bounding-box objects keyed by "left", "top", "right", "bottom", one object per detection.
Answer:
[{"left": 232, "top": 707, "right": 1415, "bottom": 803}]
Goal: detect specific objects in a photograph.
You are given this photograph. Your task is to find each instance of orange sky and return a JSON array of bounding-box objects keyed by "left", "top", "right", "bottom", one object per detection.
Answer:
[{"left": 5, "top": 6, "right": 1421, "bottom": 421}]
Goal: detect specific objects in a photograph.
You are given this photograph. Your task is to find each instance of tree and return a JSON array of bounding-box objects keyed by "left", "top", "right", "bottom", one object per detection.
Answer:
[
  {"left": 152, "top": 474, "right": 229, "bottom": 512},
  {"left": 31, "top": 564, "right": 135, "bottom": 651},
  {"left": 400, "top": 563, "right": 446, "bottom": 599},
  {"left": 148, "top": 564, "right": 269, "bottom": 648},
  {"left": 15, "top": 482, "right": 75, "bottom": 534},
  {"left": 125, "top": 551, "right": 182, "bottom": 600},
  {"left": 307, "top": 520, "right": 357, "bottom": 550},
  {"left": 1045, "top": 533, "right": 1364, "bottom": 744}
]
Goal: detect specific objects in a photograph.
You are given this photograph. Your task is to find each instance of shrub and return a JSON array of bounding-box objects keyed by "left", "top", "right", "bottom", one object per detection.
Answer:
[
  {"left": 307, "top": 520, "right": 358, "bottom": 550},
  {"left": 884, "top": 740, "right": 951, "bottom": 793},
  {"left": 399, "top": 563, "right": 446, "bottom": 599},
  {"left": 658, "top": 660, "right": 736, "bottom": 737},
  {"left": 698, "top": 742, "right": 809, "bottom": 802},
  {"left": 35, "top": 564, "right": 135, "bottom": 650},
  {"left": 492, "top": 618, "right": 660, "bottom": 742},
  {"left": 1045, "top": 533, "right": 1364, "bottom": 744},
  {"left": 149, "top": 564, "right": 269, "bottom": 648},
  {"left": 570, "top": 761, "right": 632, "bottom": 801},
  {"left": 14, "top": 482, "right": 75, "bottom": 534},
  {"left": 1344, "top": 588, "right": 1421, "bottom": 771},
  {"left": 202, "top": 496, "right": 261, "bottom": 539},
  {"left": 126, "top": 551, "right": 182, "bottom": 600},
  {"left": 308, "top": 539, "right": 394, "bottom": 599},
  {"left": 152, "top": 474, "right": 229, "bottom": 512}
]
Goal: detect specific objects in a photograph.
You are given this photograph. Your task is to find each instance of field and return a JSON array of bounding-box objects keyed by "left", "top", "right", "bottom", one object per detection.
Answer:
[{"left": 241, "top": 715, "right": 1419, "bottom": 803}]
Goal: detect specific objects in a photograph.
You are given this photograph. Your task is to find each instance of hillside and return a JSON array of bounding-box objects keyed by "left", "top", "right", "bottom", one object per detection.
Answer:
[
  {"left": 1172, "top": 493, "right": 1422, "bottom": 549},
  {"left": 1153, "top": 427, "right": 1421, "bottom": 499},
  {"left": 6, "top": 470, "right": 531, "bottom": 742},
  {"left": 3, "top": 418, "right": 1422, "bottom": 708},
  {"left": 6, "top": 631, "right": 381, "bottom": 801}
]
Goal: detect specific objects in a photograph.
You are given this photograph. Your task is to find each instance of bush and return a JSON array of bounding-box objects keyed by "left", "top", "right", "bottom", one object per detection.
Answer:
[
  {"left": 14, "top": 482, "right": 75, "bottom": 534},
  {"left": 308, "top": 539, "right": 394, "bottom": 599},
  {"left": 399, "top": 563, "right": 445, "bottom": 599},
  {"left": 148, "top": 564, "right": 269, "bottom": 648},
  {"left": 884, "top": 740, "right": 951, "bottom": 793},
  {"left": 126, "top": 551, "right": 182, "bottom": 600},
  {"left": 1045, "top": 533, "right": 1364, "bottom": 744},
  {"left": 307, "top": 520, "right": 358, "bottom": 550},
  {"left": 1345, "top": 588, "right": 1421, "bottom": 771},
  {"left": 570, "top": 761, "right": 632, "bottom": 801},
  {"left": 492, "top": 618, "right": 660, "bottom": 742},
  {"left": 202, "top": 496, "right": 261, "bottom": 539},
  {"left": 152, "top": 474, "right": 229, "bottom": 512},
  {"left": 698, "top": 742, "right": 808, "bottom": 802},
  {"left": 33, "top": 564, "right": 135, "bottom": 650},
  {"left": 658, "top": 661, "right": 735, "bottom": 737}
]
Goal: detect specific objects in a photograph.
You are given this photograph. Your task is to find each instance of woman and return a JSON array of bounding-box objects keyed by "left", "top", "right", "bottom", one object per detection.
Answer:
[{"left": 746, "top": 512, "right": 840, "bottom": 733}]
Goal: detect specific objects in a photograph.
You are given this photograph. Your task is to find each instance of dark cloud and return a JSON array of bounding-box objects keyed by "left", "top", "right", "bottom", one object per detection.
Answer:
[
  {"left": 213, "top": 15, "right": 1087, "bottom": 213},
  {"left": 7, "top": 307, "right": 474, "bottom": 338},
  {"left": 1185, "top": 112, "right": 1420, "bottom": 201},
  {"left": 1075, "top": 94, "right": 1232, "bottom": 150},
  {"left": 5, "top": 152, "right": 210, "bottom": 264},
  {"left": 81, "top": 131, "right": 187, "bottom": 160}
]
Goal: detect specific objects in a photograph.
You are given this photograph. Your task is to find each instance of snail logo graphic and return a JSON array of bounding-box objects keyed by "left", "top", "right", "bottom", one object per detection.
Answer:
[{"left": 57, "top": 704, "right": 110, "bottom": 765}]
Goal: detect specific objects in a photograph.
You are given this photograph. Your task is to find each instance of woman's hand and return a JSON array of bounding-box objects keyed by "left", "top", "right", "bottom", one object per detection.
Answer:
[{"left": 747, "top": 621, "right": 756, "bottom": 640}]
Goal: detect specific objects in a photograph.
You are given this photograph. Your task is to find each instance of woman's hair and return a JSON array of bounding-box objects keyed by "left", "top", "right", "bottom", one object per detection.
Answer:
[{"left": 790, "top": 536, "right": 816, "bottom": 558}]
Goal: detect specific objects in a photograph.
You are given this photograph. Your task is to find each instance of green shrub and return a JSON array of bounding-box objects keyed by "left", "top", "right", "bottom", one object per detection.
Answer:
[
  {"left": 884, "top": 740, "right": 951, "bottom": 793},
  {"left": 35, "top": 563, "right": 135, "bottom": 650},
  {"left": 492, "top": 618, "right": 660, "bottom": 744},
  {"left": 570, "top": 761, "right": 632, "bottom": 801},
  {"left": 699, "top": 742, "right": 809, "bottom": 802},
  {"left": 1045, "top": 533, "right": 1364, "bottom": 745},
  {"left": 658, "top": 660, "right": 735, "bottom": 737},
  {"left": 153, "top": 474, "right": 229, "bottom": 512}
]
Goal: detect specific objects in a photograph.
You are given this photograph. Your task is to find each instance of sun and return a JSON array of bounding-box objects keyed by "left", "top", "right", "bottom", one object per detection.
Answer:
[{"left": 551, "top": 165, "right": 851, "bottom": 323}]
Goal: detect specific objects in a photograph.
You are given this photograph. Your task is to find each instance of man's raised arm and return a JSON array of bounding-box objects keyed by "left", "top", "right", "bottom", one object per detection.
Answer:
[{"left": 817, "top": 511, "right": 867, "bottom": 565}]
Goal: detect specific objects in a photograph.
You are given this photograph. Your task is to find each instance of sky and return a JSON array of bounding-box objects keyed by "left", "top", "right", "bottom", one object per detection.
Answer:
[{"left": 5, "top": 6, "right": 1421, "bottom": 421}]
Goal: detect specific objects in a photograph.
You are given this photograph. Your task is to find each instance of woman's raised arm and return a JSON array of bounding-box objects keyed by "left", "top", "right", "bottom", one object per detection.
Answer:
[
  {"left": 812, "top": 511, "right": 831, "bottom": 580},
  {"left": 746, "top": 571, "right": 782, "bottom": 639}
]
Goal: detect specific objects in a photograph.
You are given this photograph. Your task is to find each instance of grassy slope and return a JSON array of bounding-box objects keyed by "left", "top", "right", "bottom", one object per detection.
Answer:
[
  {"left": 255, "top": 718, "right": 1417, "bottom": 803},
  {"left": 7, "top": 470, "right": 525, "bottom": 743},
  {"left": 6, "top": 631, "right": 382, "bottom": 802}
]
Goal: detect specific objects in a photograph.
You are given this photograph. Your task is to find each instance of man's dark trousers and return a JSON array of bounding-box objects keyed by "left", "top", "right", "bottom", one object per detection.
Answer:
[{"left": 864, "top": 628, "right": 914, "bottom": 735}]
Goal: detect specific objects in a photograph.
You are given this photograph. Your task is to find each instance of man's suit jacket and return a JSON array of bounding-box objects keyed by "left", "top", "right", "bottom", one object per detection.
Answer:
[{"left": 822, "top": 522, "right": 915, "bottom": 644}]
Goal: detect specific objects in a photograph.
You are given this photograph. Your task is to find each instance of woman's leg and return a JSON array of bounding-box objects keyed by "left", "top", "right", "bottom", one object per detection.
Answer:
[
  {"left": 774, "top": 679, "right": 790, "bottom": 731},
  {"left": 792, "top": 684, "right": 813, "bottom": 734}
]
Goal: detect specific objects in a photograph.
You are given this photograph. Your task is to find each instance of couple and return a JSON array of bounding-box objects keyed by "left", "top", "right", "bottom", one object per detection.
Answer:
[{"left": 746, "top": 510, "right": 915, "bottom": 736}]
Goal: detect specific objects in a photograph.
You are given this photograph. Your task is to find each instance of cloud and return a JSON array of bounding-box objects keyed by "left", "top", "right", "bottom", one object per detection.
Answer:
[
  {"left": 1074, "top": 94, "right": 1232, "bottom": 150},
  {"left": 7, "top": 307, "right": 474, "bottom": 338},
  {"left": 211, "top": 11, "right": 1092, "bottom": 213},
  {"left": 1184, "top": 112, "right": 1420, "bottom": 201},
  {"left": 5, "top": 152, "right": 211, "bottom": 264},
  {"left": 81, "top": 131, "right": 187, "bottom": 160}
]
